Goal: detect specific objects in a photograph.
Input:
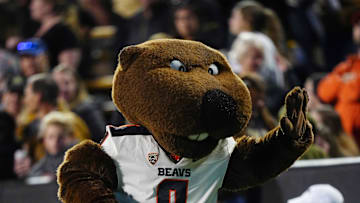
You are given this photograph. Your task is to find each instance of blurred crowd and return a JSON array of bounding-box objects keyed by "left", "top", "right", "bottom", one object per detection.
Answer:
[{"left": 0, "top": 0, "right": 360, "bottom": 202}]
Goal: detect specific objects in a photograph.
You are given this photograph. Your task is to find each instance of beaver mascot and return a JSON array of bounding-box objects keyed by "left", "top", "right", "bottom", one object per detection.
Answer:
[{"left": 57, "top": 39, "right": 313, "bottom": 203}]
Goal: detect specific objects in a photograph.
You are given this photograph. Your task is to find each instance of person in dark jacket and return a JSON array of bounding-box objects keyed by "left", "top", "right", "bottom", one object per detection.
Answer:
[
  {"left": 30, "top": 0, "right": 80, "bottom": 69},
  {"left": 52, "top": 64, "right": 105, "bottom": 142},
  {"left": 126, "top": 0, "right": 172, "bottom": 45},
  {"left": 0, "top": 111, "right": 18, "bottom": 180}
]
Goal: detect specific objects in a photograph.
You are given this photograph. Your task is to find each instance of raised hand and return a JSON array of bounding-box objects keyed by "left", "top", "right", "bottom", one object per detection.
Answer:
[
  {"left": 221, "top": 87, "right": 314, "bottom": 191},
  {"left": 280, "top": 87, "right": 313, "bottom": 145}
]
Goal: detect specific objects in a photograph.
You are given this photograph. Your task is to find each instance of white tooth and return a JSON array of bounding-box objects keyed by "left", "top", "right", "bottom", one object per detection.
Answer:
[
  {"left": 187, "top": 133, "right": 209, "bottom": 141},
  {"left": 197, "top": 133, "right": 209, "bottom": 141},
  {"left": 188, "top": 134, "right": 200, "bottom": 140}
]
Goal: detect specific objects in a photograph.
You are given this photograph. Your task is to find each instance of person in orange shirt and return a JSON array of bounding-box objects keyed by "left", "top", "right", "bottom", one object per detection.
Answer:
[{"left": 317, "top": 12, "right": 360, "bottom": 147}]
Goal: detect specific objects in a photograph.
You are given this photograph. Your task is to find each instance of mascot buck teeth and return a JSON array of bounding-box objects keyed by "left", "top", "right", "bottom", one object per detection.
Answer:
[{"left": 57, "top": 39, "right": 313, "bottom": 203}]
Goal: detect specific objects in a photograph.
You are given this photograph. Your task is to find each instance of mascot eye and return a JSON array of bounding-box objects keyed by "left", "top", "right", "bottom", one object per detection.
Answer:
[
  {"left": 208, "top": 64, "right": 219, "bottom": 75},
  {"left": 170, "top": 60, "right": 188, "bottom": 72}
]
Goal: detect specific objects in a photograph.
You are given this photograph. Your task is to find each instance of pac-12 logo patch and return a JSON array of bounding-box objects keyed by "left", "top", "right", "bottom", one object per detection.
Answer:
[{"left": 148, "top": 152, "right": 159, "bottom": 165}]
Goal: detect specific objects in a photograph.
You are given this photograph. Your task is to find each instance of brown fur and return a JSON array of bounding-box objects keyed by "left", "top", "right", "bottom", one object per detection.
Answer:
[
  {"left": 57, "top": 39, "right": 313, "bottom": 202},
  {"left": 57, "top": 140, "right": 118, "bottom": 203}
]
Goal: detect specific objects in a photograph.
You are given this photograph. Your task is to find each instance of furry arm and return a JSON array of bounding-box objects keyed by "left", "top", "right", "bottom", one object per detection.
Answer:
[
  {"left": 57, "top": 140, "right": 118, "bottom": 203},
  {"left": 221, "top": 87, "right": 314, "bottom": 191}
]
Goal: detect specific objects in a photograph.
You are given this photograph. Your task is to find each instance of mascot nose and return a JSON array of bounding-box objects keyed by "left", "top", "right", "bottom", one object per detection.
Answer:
[{"left": 201, "top": 89, "right": 240, "bottom": 138}]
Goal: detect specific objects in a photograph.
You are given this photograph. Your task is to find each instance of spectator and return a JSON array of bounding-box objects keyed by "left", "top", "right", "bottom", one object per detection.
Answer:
[
  {"left": 126, "top": 0, "right": 172, "bottom": 45},
  {"left": 52, "top": 65, "right": 105, "bottom": 142},
  {"left": 17, "top": 73, "right": 90, "bottom": 162},
  {"left": 1, "top": 75, "right": 26, "bottom": 119},
  {"left": 285, "top": 0, "right": 324, "bottom": 79},
  {"left": 228, "top": 1, "right": 286, "bottom": 55},
  {"left": 15, "top": 73, "right": 60, "bottom": 168},
  {"left": 312, "top": 106, "right": 359, "bottom": 157},
  {"left": 228, "top": 32, "right": 285, "bottom": 115},
  {"left": 227, "top": 1, "right": 301, "bottom": 90},
  {"left": 17, "top": 38, "right": 49, "bottom": 77},
  {"left": 229, "top": 31, "right": 285, "bottom": 89},
  {"left": 0, "top": 75, "right": 25, "bottom": 160},
  {"left": 319, "top": 1, "right": 354, "bottom": 71},
  {"left": 21, "top": 73, "right": 59, "bottom": 141},
  {"left": 76, "top": 0, "right": 128, "bottom": 74},
  {"left": 2, "top": 0, "right": 41, "bottom": 52},
  {"left": 0, "top": 49, "right": 20, "bottom": 98},
  {"left": 77, "top": 0, "right": 128, "bottom": 47},
  {"left": 229, "top": 32, "right": 272, "bottom": 80},
  {"left": 30, "top": 0, "right": 80, "bottom": 69},
  {"left": 173, "top": 3, "right": 200, "bottom": 41},
  {"left": 317, "top": 13, "right": 360, "bottom": 148},
  {"left": 28, "top": 111, "right": 75, "bottom": 179},
  {"left": 287, "top": 184, "right": 344, "bottom": 203},
  {"left": 241, "top": 73, "right": 276, "bottom": 138},
  {"left": 172, "top": 0, "right": 226, "bottom": 49}
]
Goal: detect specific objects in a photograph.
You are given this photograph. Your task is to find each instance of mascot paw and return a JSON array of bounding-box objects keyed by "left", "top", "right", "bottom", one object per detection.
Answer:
[{"left": 280, "top": 87, "right": 313, "bottom": 144}]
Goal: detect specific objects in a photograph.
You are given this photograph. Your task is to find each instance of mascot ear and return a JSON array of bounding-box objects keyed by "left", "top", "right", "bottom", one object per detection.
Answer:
[{"left": 118, "top": 46, "right": 144, "bottom": 71}]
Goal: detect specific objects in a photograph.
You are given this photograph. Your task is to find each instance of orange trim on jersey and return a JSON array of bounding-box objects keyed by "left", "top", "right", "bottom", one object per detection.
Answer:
[
  {"left": 118, "top": 124, "right": 141, "bottom": 128},
  {"left": 105, "top": 124, "right": 141, "bottom": 130},
  {"left": 100, "top": 131, "right": 109, "bottom": 146}
]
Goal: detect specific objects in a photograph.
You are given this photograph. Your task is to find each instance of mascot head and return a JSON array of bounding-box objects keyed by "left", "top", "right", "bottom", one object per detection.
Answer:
[{"left": 112, "top": 39, "right": 252, "bottom": 159}]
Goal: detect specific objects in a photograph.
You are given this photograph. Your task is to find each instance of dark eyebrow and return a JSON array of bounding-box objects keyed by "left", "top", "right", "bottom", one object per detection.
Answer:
[{"left": 190, "top": 64, "right": 201, "bottom": 67}]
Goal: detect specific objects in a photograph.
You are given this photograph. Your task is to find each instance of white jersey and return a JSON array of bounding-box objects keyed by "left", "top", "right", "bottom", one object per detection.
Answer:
[{"left": 101, "top": 125, "right": 236, "bottom": 203}]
